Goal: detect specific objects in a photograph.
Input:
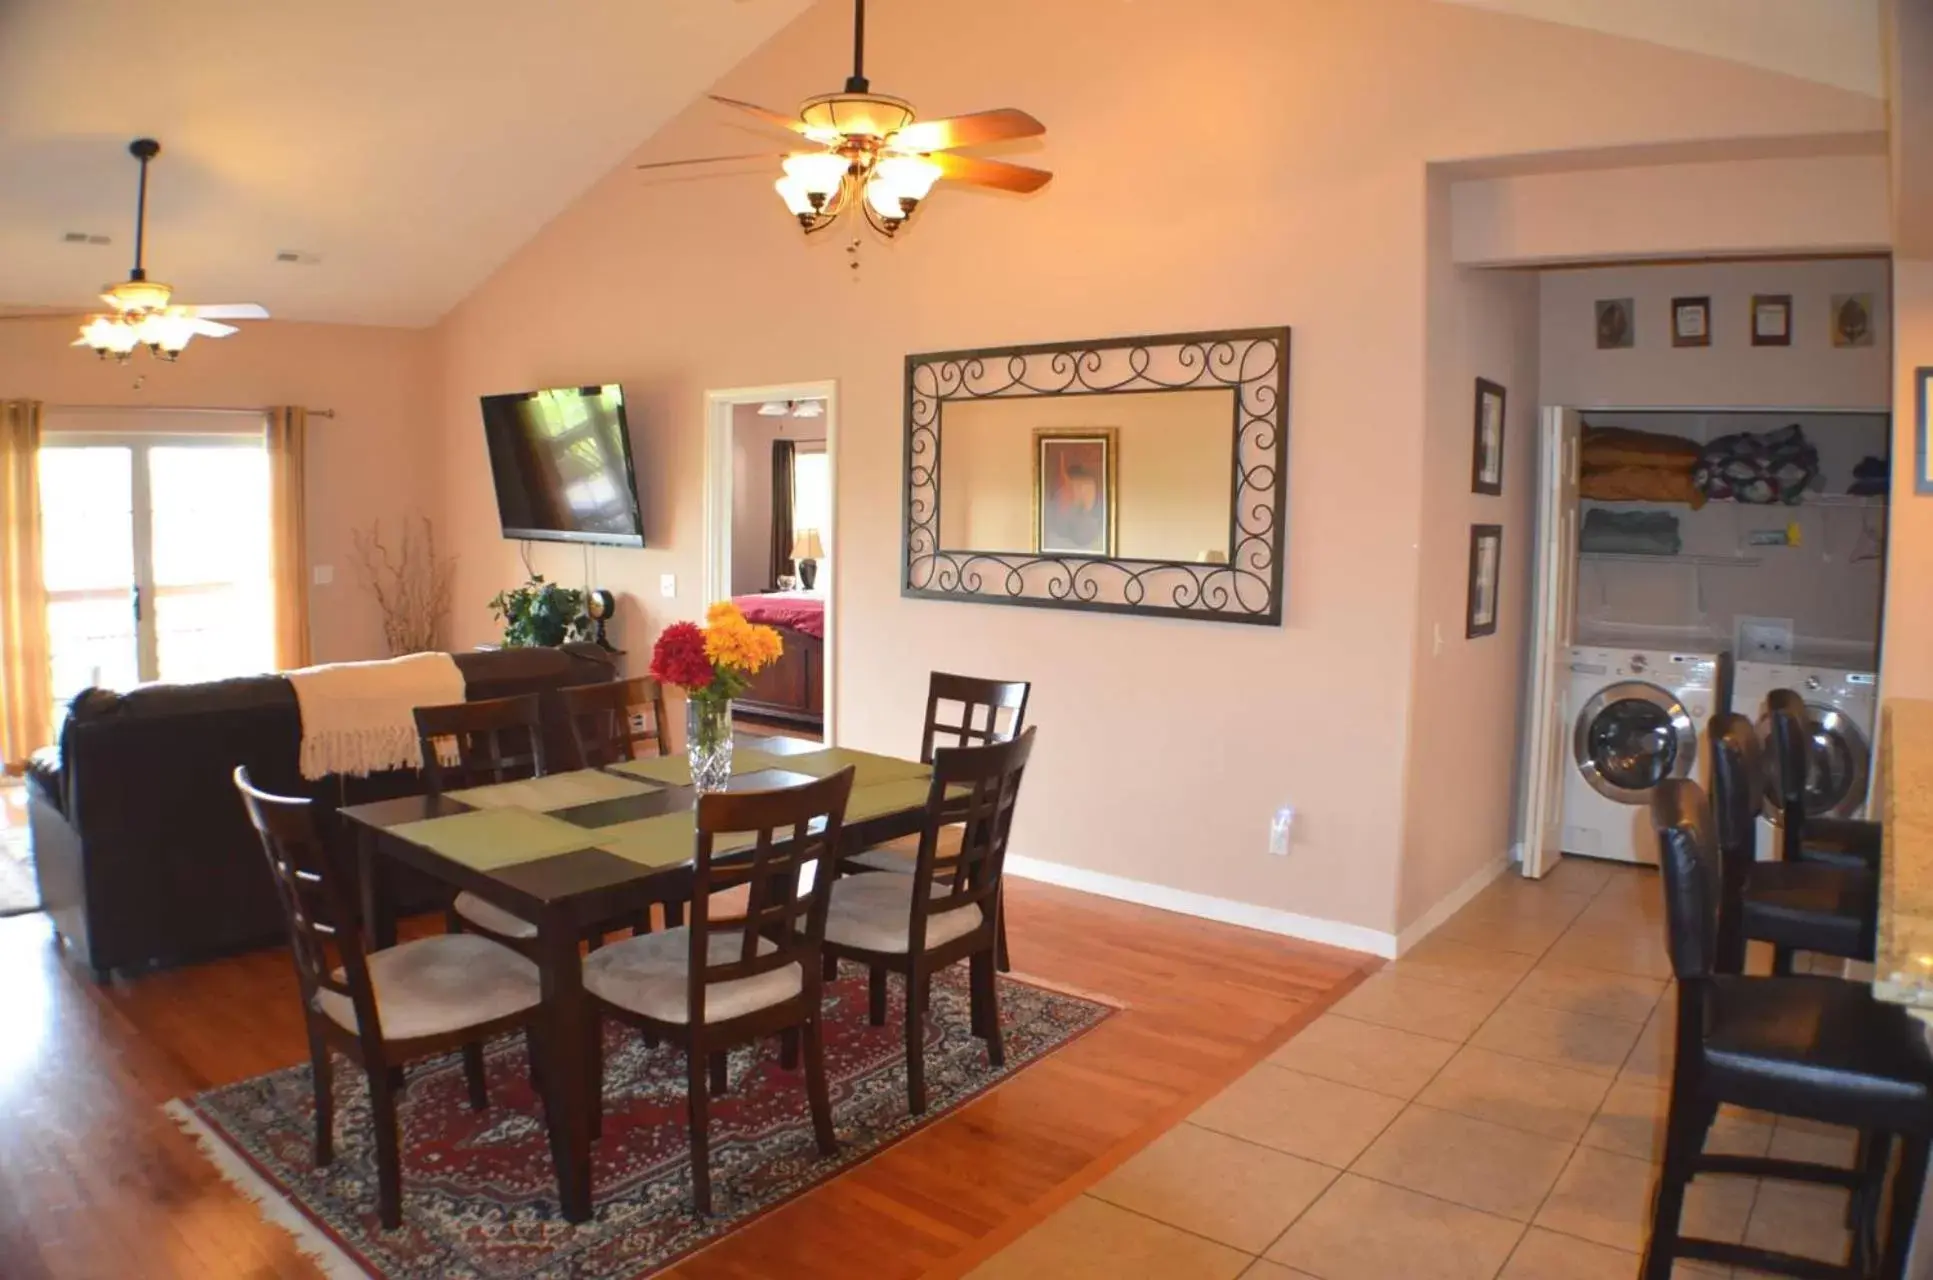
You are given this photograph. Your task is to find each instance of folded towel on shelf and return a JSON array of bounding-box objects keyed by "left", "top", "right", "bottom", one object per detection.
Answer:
[
  {"left": 1695, "top": 424, "right": 1818, "bottom": 504},
  {"left": 1580, "top": 426, "right": 1703, "bottom": 472},
  {"left": 1580, "top": 465, "right": 1707, "bottom": 508},
  {"left": 1580, "top": 508, "right": 1682, "bottom": 557}
]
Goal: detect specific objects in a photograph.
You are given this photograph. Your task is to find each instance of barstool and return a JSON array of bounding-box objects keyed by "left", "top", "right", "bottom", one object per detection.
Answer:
[
  {"left": 1709, "top": 712, "right": 1877, "bottom": 976},
  {"left": 1644, "top": 778, "right": 1932, "bottom": 1279},
  {"left": 1766, "top": 688, "right": 1883, "bottom": 873}
]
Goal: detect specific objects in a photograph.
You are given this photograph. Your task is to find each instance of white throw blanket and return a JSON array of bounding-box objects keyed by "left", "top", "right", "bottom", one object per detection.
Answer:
[{"left": 285, "top": 652, "right": 466, "bottom": 780}]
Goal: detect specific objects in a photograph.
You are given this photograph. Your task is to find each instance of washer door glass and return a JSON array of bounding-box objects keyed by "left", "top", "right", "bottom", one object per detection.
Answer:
[
  {"left": 1586, "top": 698, "right": 1680, "bottom": 791},
  {"left": 1759, "top": 705, "right": 1870, "bottom": 819}
]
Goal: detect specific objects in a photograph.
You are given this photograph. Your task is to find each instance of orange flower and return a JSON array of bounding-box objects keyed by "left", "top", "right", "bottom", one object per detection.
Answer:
[{"left": 704, "top": 605, "right": 783, "bottom": 675}]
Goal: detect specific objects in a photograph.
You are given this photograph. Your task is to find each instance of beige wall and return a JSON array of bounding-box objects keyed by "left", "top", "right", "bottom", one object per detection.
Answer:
[
  {"left": 0, "top": 316, "right": 437, "bottom": 663},
  {"left": 1883, "top": 260, "right": 1933, "bottom": 699},
  {"left": 1539, "top": 257, "right": 1893, "bottom": 410},
  {"left": 936, "top": 390, "right": 1233, "bottom": 561},
  {"left": 430, "top": 0, "right": 1880, "bottom": 942}
]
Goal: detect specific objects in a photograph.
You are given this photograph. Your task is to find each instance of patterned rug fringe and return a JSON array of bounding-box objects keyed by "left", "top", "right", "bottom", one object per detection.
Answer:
[{"left": 164, "top": 1100, "right": 371, "bottom": 1279}]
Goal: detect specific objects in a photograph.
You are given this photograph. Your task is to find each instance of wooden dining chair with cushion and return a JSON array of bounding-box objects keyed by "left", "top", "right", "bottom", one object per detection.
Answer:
[
  {"left": 562, "top": 677, "right": 669, "bottom": 768},
  {"left": 1764, "top": 689, "right": 1883, "bottom": 874},
  {"left": 1709, "top": 712, "right": 1877, "bottom": 976},
  {"left": 581, "top": 766, "right": 856, "bottom": 1216},
  {"left": 415, "top": 694, "right": 553, "bottom": 948},
  {"left": 823, "top": 727, "right": 1036, "bottom": 1116},
  {"left": 844, "top": 672, "right": 1030, "bottom": 970},
  {"left": 234, "top": 766, "right": 544, "bottom": 1230}
]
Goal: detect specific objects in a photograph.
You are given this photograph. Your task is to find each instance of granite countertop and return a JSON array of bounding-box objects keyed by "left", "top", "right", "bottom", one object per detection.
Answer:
[{"left": 1875, "top": 698, "right": 1933, "bottom": 1012}]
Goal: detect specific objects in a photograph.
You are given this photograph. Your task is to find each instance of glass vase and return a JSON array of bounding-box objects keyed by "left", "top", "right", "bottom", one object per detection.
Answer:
[{"left": 686, "top": 695, "right": 734, "bottom": 793}]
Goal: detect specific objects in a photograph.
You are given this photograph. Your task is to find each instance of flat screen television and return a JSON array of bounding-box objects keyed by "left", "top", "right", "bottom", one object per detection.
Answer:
[{"left": 480, "top": 384, "right": 645, "bottom": 547}]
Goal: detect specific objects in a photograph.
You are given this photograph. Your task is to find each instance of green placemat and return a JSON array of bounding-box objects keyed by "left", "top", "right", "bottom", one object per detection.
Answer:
[
  {"left": 844, "top": 778, "right": 941, "bottom": 824},
  {"left": 387, "top": 807, "right": 596, "bottom": 871},
  {"left": 608, "top": 747, "right": 788, "bottom": 787},
  {"left": 594, "top": 813, "right": 758, "bottom": 869},
  {"left": 446, "top": 769, "right": 658, "bottom": 812},
  {"left": 781, "top": 747, "right": 932, "bottom": 787}
]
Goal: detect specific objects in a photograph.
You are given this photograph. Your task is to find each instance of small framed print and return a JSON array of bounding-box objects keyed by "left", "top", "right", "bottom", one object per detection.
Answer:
[
  {"left": 1466, "top": 524, "right": 1502, "bottom": 638},
  {"left": 1917, "top": 368, "right": 1933, "bottom": 495},
  {"left": 1672, "top": 296, "right": 1711, "bottom": 348},
  {"left": 1471, "top": 378, "right": 1505, "bottom": 496},
  {"left": 1751, "top": 294, "right": 1792, "bottom": 347},
  {"left": 1832, "top": 293, "right": 1875, "bottom": 347},
  {"left": 1595, "top": 298, "right": 1634, "bottom": 349},
  {"left": 1033, "top": 428, "right": 1118, "bottom": 555}
]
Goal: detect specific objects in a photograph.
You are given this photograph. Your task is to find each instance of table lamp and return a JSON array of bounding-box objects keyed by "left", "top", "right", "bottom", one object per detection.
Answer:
[{"left": 791, "top": 528, "right": 825, "bottom": 590}]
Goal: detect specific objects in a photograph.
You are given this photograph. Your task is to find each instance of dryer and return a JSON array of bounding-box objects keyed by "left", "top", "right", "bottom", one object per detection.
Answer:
[
  {"left": 1560, "top": 646, "right": 1727, "bottom": 864},
  {"left": 1729, "top": 647, "right": 1879, "bottom": 861}
]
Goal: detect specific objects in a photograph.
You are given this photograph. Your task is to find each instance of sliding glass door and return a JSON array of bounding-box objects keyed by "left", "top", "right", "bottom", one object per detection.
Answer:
[{"left": 39, "top": 432, "right": 273, "bottom": 725}]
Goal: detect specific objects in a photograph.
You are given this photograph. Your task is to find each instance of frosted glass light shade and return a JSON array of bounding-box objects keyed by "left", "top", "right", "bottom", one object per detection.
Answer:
[
  {"left": 875, "top": 155, "right": 941, "bottom": 203},
  {"left": 866, "top": 180, "right": 909, "bottom": 222},
  {"left": 774, "top": 177, "right": 817, "bottom": 216},
  {"left": 78, "top": 315, "right": 138, "bottom": 355},
  {"left": 136, "top": 311, "right": 196, "bottom": 353},
  {"left": 782, "top": 151, "right": 848, "bottom": 198}
]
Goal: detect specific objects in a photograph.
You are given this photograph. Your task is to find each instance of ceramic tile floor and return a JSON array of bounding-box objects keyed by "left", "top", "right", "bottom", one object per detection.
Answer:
[{"left": 967, "top": 856, "right": 1864, "bottom": 1280}]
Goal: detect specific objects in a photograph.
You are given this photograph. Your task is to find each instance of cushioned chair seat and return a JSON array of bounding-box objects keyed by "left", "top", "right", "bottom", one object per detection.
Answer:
[
  {"left": 824, "top": 873, "right": 980, "bottom": 954},
  {"left": 313, "top": 933, "right": 541, "bottom": 1041},
  {"left": 1794, "top": 816, "right": 1882, "bottom": 872},
  {"left": 1739, "top": 861, "right": 1876, "bottom": 958},
  {"left": 1703, "top": 974, "right": 1933, "bottom": 1130},
  {"left": 582, "top": 927, "right": 801, "bottom": 1024},
  {"left": 845, "top": 824, "right": 965, "bottom": 875},
  {"left": 453, "top": 891, "right": 538, "bottom": 940}
]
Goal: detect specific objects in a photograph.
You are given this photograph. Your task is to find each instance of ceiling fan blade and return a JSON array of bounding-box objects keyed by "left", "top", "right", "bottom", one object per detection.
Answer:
[
  {"left": 708, "top": 94, "right": 811, "bottom": 135},
  {"left": 892, "top": 109, "right": 1045, "bottom": 153},
  {"left": 186, "top": 318, "right": 238, "bottom": 338},
  {"left": 637, "top": 152, "right": 785, "bottom": 172},
  {"left": 0, "top": 311, "right": 87, "bottom": 323},
  {"left": 184, "top": 303, "right": 269, "bottom": 320},
  {"left": 927, "top": 152, "right": 1053, "bottom": 194}
]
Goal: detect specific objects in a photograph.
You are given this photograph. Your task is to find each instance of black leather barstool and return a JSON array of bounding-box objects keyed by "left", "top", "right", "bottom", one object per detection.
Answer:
[
  {"left": 1710, "top": 712, "right": 1877, "bottom": 976},
  {"left": 1645, "top": 778, "right": 1932, "bottom": 1280},
  {"left": 1767, "top": 688, "right": 1883, "bottom": 873}
]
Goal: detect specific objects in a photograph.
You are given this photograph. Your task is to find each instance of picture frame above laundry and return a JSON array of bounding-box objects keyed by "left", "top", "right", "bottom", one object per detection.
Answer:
[
  {"left": 1917, "top": 367, "right": 1933, "bottom": 496},
  {"left": 1472, "top": 378, "right": 1506, "bottom": 496}
]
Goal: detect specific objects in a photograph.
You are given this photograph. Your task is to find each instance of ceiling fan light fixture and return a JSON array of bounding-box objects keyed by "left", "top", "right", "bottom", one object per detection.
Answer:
[
  {"left": 757, "top": 400, "right": 792, "bottom": 417},
  {"left": 135, "top": 311, "right": 196, "bottom": 357},
  {"left": 782, "top": 152, "right": 849, "bottom": 203},
  {"left": 875, "top": 155, "right": 941, "bottom": 204},
  {"left": 865, "top": 179, "right": 910, "bottom": 226},
  {"left": 102, "top": 278, "right": 173, "bottom": 313},
  {"left": 77, "top": 314, "right": 139, "bottom": 359},
  {"left": 791, "top": 400, "right": 825, "bottom": 419}
]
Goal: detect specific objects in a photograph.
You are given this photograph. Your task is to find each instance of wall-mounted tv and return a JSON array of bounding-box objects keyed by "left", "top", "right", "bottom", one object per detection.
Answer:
[{"left": 481, "top": 384, "right": 645, "bottom": 547}]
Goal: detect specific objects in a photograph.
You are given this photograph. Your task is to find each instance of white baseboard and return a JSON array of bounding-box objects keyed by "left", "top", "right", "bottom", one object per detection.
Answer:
[
  {"left": 1393, "top": 855, "right": 1510, "bottom": 956},
  {"left": 1004, "top": 855, "right": 1397, "bottom": 959}
]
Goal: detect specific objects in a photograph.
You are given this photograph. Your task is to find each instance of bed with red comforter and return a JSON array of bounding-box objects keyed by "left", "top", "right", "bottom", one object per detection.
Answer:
[{"left": 731, "top": 592, "right": 824, "bottom": 727}]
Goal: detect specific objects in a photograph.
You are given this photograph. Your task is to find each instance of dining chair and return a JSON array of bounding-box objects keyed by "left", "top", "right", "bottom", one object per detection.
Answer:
[
  {"left": 823, "top": 728, "right": 1036, "bottom": 1116},
  {"left": 844, "top": 671, "right": 1031, "bottom": 970},
  {"left": 581, "top": 766, "right": 856, "bottom": 1216},
  {"left": 1644, "top": 778, "right": 1931, "bottom": 1279},
  {"left": 234, "top": 766, "right": 544, "bottom": 1231},
  {"left": 562, "top": 677, "right": 669, "bottom": 768},
  {"left": 1708, "top": 712, "right": 1876, "bottom": 976},
  {"left": 1765, "top": 688, "right": 1882, "bottom": 873}
]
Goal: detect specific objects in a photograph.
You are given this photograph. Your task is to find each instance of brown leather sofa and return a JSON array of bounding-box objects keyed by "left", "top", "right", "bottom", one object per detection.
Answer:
[{"left": 24, "top": 645, "right": 616, "bottom": 980}]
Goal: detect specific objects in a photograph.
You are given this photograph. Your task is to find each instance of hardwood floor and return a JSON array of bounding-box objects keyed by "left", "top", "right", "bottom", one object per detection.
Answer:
[{"left": 0, "top": 877, "right": 1377, "bottom": 1279}]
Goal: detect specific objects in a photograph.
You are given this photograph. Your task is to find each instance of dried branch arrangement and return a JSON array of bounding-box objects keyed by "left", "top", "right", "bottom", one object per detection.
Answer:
[{"left": 350, "top": 515, "right": 457, "bottom": 656}]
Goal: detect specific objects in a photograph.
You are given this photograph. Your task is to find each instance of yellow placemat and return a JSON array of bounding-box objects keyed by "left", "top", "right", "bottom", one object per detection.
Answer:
[
  {"left": 446, "top": 769, "right": 658, "bottom": 812},
  {"left": 388, "top": 807, "right": 596, "bottom": 871},
  {"left": 594, "top": 812, "right": 758, "bottom": 869},
  {"left": 780, "top": 747, "right": 933, "bottom": 787},
  {"left": 608, "top": 747, "right": 788, "bottom": 787}
]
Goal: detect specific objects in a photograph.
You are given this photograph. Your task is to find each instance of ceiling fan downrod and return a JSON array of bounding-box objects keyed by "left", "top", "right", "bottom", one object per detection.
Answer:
[
  {"left": 845, "top": 0, "right": 868, "bottom": 94},
  {"left": 128, "top": 138, "right": 159, "bottom": 284}
]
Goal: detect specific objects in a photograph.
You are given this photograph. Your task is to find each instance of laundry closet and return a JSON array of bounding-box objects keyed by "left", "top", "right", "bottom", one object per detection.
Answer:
[{"left": 1515, "top": 258, "right": 1893, "bottom": 875}]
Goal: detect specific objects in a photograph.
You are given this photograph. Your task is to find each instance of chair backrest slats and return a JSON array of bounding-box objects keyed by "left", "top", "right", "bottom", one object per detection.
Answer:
[
  {"left": 910, "top": 728, "right": 1037, "bottom": 948},
  {"left": 414, "top": 693, "right": 547, "bottom": 795},
  {"left": 562, "top": 677, "right": 669, "bottom": 768},
  {"left": 685, "top": 768, "right": 856, "bottom": 1023},
  {"left": 921, "top": 672, "right": 1031, "bottom": 764}
]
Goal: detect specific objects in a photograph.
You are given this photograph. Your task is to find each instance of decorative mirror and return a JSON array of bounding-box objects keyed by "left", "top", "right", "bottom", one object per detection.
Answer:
[{"left": 903, "top": 327, "right": 1290, "bottom": 624}]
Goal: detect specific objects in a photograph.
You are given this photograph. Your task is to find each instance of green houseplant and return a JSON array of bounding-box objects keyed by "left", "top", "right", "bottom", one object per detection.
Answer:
[{"left": 487, "top": 574, "right": 592, "bottom": 648}]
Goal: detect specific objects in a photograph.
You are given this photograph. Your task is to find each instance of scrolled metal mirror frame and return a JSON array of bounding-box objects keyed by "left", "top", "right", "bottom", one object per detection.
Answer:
[{"left": 902, "top": 326, "right": 1290, "bottom": 625}]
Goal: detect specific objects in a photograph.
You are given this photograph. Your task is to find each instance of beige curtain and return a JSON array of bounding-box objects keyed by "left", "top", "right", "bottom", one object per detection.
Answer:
[
  {"left": 0, "top": 401, "right": 50, "bottom": 772},
  {"left": 266, "top": 406, "right": 312, "bottom": 670}
]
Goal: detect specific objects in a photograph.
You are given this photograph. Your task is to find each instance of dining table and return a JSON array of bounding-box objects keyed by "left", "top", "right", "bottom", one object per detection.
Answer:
[{"left": 338, "top": 731, "right": 943, "bottom": 1224}]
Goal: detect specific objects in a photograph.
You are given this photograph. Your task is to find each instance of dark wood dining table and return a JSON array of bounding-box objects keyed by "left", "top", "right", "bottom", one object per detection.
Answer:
[{"left": 338, "top": 732, "right": 934, "bottom": 1223}]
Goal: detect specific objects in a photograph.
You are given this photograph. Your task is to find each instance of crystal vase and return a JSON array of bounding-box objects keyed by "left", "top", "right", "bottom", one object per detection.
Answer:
[{"left": 686, "top": 695, "right": 734, "bottom": 793}]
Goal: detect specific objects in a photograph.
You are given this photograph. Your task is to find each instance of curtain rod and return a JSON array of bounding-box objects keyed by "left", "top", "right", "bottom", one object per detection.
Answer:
[{"left": 49, "top": 403, "right": 336, "bottom": 419}]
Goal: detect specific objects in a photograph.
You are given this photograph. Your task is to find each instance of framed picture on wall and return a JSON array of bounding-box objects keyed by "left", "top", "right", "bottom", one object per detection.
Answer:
[
  {"left": 1672, "top": 296, "right": 1712, "bottom": 348},
  {"left": 1033, "top": 428, "right": 1118, "bottom": 555},
  {"left": 1751, "top": 294, "right": 1792, "bottom": 347},
  {"left": 1594, "top": 298, "right": 1634, "bottom": 349},
  {"left": 1917, "top": 368, "right": 1933, "bottom": 496},
  {"left": 1466, "top": 524, "right": 1502, "bottom": 638},
  {"left": 1471, "top": 378, "right": 1506, "bottom": 496},
  {"left": 1833, "top": 294, "right": 1875, "bottom": 348}
]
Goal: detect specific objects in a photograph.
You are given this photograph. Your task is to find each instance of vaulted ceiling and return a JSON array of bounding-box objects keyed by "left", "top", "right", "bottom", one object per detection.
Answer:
[{"left": 0, "top": 0, "right": 811, "bottom": 327}]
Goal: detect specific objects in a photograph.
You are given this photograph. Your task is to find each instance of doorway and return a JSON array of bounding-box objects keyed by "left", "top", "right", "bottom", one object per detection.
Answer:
[
  {"left": 702, "top": 381, "right": 837, "bottom": 741},
  {"left": 39, "top": 417, "right": 275, "bottom": 727}
]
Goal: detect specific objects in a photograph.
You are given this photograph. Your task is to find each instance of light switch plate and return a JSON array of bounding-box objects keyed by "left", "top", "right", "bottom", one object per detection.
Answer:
[
  {"left": 1735, "top": 615, "right": 1793, "bottom": 662},
  {"left": 312, "top": 564, "right": 333, "bottom": 586},
  {"left": 659, "top": 574, "right": 677, "bottom": 599}
]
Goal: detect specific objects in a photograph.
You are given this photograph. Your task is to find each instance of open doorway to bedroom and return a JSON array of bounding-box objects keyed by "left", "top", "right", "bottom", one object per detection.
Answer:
[{"left": 702, "top": 382, "right": 836, "bottom": 740}]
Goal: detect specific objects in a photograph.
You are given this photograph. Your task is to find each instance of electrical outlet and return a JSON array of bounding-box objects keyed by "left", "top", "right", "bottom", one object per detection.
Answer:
[
  {"left": 659, "top": 574, "right": 677, "bottom": 598},
  {"left": 1269, "top": 805, "right": 1295, "bottom": 856},
  {"left": 1736, "top": 615, "right": 1793, "bottom": 662}
]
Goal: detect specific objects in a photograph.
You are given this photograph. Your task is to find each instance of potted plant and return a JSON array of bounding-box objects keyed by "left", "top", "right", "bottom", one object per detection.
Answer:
[{"left": 487, "top": 574, "right": 592, "bottom": 648}]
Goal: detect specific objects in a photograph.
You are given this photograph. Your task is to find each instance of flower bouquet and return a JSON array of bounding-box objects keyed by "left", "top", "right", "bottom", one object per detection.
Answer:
[{"left": 649, "top": 601, "right": 784, "bottom": 791}]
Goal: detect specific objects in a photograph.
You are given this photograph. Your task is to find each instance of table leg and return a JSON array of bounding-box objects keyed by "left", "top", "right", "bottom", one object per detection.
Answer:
[
  {"left": 358, "top": 829, "right": 397, "bottom": 951},
  {"left": 538, "top": 913, "right": 594, "bottom": 1223}
]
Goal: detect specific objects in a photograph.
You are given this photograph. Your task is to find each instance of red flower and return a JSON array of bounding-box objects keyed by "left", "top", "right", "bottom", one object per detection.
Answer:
[{"left": 649, "top": 621, "right": 716, "bottom": 690}]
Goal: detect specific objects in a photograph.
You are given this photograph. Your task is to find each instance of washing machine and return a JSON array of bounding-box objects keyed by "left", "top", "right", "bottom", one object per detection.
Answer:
[
  {"left": 1560, "top": 646, "right": 1728, "bottom": 864},
  {"left": 1729, "top": 647, "right": 1879, "bottom": 861}
]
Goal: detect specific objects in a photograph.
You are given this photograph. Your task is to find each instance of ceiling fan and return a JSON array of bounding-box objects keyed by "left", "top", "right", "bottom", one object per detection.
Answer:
[
  {"left": 4, "top": 138, "right": 271, "bottom": 362},
  {"left": 638, "top": 0, "right": 1051, "bottom": 239}
]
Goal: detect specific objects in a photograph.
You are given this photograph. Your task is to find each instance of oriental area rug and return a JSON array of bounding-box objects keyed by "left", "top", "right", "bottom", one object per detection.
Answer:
[{"left": 169, "top": 967, "right": 1113, "bottom": 1279}]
